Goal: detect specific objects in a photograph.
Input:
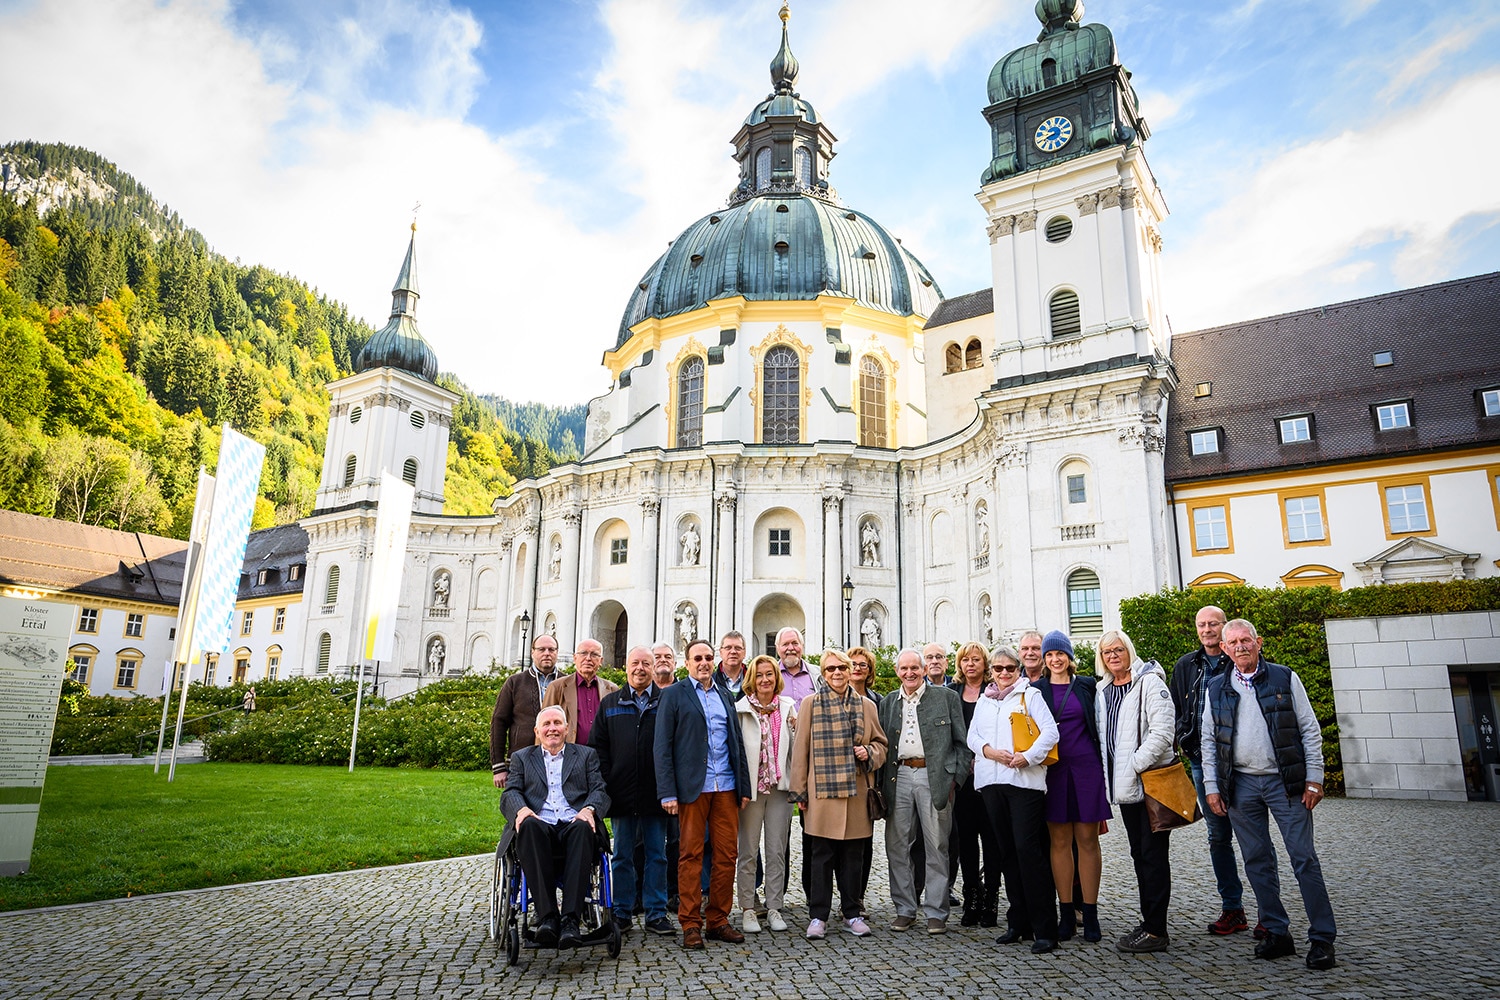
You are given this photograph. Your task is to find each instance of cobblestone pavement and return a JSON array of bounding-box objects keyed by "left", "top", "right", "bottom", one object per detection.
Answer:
[{"left": 3, "top": 797, "right": 1496, "bottom": 999}]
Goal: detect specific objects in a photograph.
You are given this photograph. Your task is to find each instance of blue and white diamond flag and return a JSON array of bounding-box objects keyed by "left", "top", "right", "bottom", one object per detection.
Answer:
[{"left": 189, "top": 426, "right": 265, "bottom": 661}]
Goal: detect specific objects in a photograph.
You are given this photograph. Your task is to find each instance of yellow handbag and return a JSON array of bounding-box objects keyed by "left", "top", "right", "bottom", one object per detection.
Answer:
[{"left": 1010, "top": 691, "right": 1059, "bottom": 766}]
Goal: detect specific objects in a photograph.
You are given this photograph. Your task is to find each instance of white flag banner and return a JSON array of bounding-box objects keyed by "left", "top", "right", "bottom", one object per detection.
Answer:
[
  {"left": 189, "top": 427, "right": 265, "bottom": 662},
  {"left": 170, "top": 467, "right": 216, "bottom": 668},
  {"left": 363, "top": 473, "right": 415, "bottom": 662}
]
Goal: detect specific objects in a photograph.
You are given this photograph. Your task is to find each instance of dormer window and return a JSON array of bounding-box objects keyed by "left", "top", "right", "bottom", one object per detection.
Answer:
[
  {"left": 1480, "top": 388, "right": 1500, "bottom": 417},
  {"left": 1189, "top": 428, "right": 1221, "bottom": 456},
  {"left": 1375, "top": 401, "right": 1411, "bottom": 431},
  {"left": 1278, "top": 415, "right": 1313, "bottom": 444}
]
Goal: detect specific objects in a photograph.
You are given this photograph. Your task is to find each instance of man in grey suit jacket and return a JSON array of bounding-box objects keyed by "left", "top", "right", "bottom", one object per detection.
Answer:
[
  {"left": 879, "top": 648, "right": 971, "bottom": 933},
  {"left": 502, "top": 706, "right": 611, "bottom": 949}
]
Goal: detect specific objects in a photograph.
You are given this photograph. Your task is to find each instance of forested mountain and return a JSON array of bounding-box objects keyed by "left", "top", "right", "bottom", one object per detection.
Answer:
[{"left": 0, "top": 141, "right": 581, "bottom": 539}]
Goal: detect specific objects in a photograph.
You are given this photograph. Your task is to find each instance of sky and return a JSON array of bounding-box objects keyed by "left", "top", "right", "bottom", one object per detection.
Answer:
[{"left": 3, "top": 0, "right": 1498, "bottom": 405}]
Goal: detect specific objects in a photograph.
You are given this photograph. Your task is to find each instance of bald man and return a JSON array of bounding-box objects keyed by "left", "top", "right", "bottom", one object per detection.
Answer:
[
  {"left": 922, "top": 643, "right": 950, "bottom": 686},
  {"left": 542, "top": 638, "right": 620, "bottom": 745}
]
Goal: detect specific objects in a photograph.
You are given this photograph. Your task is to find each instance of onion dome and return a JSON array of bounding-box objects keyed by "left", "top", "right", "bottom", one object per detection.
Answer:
[{"left": 355, "top": 226, "right": 439, "bottom": 382}]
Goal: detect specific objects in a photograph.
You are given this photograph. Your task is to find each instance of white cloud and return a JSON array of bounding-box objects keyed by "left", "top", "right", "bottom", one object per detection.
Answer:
[
  {"left": 1376, "top": 16, "right": 1500, "bottom": 103},
  {"left": 1163, "top": 70, "right": 1500, "bottom": 331}
]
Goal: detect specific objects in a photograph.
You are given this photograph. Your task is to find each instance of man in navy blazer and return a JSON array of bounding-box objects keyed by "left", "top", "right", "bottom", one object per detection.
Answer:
[
  {"left": 654, "top": 638, "right": 751, "bottom": 949},
  {"left": 502, "top": 706, "right": 611, "bottom": 949}
]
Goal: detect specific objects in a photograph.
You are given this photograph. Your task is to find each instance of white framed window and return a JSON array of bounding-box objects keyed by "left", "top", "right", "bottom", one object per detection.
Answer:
[
  {"left": 1189, "top": 429, "right": 1220, "bottom": 456},
  {"left": 69, "top": 653, "right": 92, "bottom": 684},
  {"left": 1066, "top": 569, "right": 1102, "bottom": 636},
  {"left": 1279, "top": 416, "right": 1312, "bottom": 443},
  {"left": 267, "top": 653, "right": 280, "bottom": 681},
  {"left": 1482, "top": 389, "right": 1500, "bottom": 417},
  {"left": 768, "top": 528, "right": 791, "bottom": 557},
  {"left": 241, "top": 610, "right": 254, "bottom": 636},
  {"left": 273, "top": 607, "right": 286, "bottom": 633},
  {"left": 124, "top": 613, "right": 144, "bottom": 638},
  {"left": 115, "top": 657, "right": 139, "bottom": 689},
  {"left": 1376, "top": 402, "right": 1411, "bottom": 430},
  {"left": 1385, "top": 484, "right": 1429, "bottom": 533},
  {"left": 1285, "top": 496, "right": 1325, "bottom": 542},
  {"left": 1066, "top": 474, "right": 1086, "bottom": 504},
  {"left": 204, "top": 654, "right": 217, "bottom": 686},
  {"left": 79, "top": 607, "right": 99, "bottom": 633},
  {"left": 609, "top": 538, "right": 628, "bottom": 565},
  {"left": 1193, "top": 505, "right": 1229, "bottom": 551}
]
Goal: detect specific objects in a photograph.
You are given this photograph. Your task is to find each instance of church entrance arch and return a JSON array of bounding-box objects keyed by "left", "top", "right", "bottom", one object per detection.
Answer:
[
  {"left": 590, "top": 600, "right": 628, "bottom": 669},
  {"left": 751, "top": 593, "right": 805, "bottom": 659}
]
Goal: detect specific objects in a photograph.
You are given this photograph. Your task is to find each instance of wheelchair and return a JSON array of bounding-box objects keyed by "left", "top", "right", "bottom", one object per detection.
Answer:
[{"left": 488, "top": 827, "right": 621, "bottom": 965}]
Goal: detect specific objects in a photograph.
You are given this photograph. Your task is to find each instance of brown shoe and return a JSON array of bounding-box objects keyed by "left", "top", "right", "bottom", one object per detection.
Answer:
[
  {"left": 707, "top": 924, "right": 746, "bottom": 944},
  {"left": 889, "top": 915, "right": 916, "bottom": 932},
  {"left": 926, "top": 918, "right": 948, "bottom": 934},
  {"left": 681, "top": 927, "right": 704, "bottom": 949}
]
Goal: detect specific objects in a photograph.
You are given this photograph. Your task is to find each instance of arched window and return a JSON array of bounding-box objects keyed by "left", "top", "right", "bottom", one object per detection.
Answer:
[
  {"left": 965, "top": 338, "right": 982, "bottom": 369},
  {"left": 324, "top": 565, "right": 340, "bottom": 605},
  {"left": 316, "top": 632, "right": 332, "bottom": 673},
  {"left": 762, "top": 345, "right": 800, "bottom": 444},
  {"left": 756, "top": 147, "right": 772, "bottom": 191},
  {"left": 1050, "top": 290, "right": 1081, "bottom": 338},
  {"left": 1041, "top": 58, "right": 1057, "bottom": 88},
  {"left": 676, "top": 355, "right": 704, "bottom": 448},
  {"left": 795, "top": 146, "right": 812, "bottom": 187},
  {"left": 1066, "top": 568, "right": 1103, "bottom": 636},
  {"left": 945, "top": 342, "right": 963, "bottom": 374},
  {"left": 858, "top": 354, "right": 888, "bottom": 447},
  {"left": 402, "top": 458, "right": 418, "bottom": 486},
  {"left": 343, "top": 454, "right": 357, "bottom": 487}
]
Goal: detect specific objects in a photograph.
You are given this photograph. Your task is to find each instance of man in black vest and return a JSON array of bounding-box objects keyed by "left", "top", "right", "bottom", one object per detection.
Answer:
[
  {"left": 1202, "top": 619, "right": 1337, "bottom": 971},
  {"left": 1169, "top": 605, "right": 1247, "bottom": 936}
]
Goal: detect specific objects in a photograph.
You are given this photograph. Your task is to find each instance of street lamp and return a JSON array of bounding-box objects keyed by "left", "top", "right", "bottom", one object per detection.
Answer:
[
  {"left": 519, "top": 610, "right": 532, "bottom": 667},
  {"left": 841, "top": 575, "right": 855, "bottom": 648}
]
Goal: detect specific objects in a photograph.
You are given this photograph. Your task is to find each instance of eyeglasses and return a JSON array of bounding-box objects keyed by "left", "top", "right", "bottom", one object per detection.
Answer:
[
  {"left": 822, "top": 663, "right": 849, "bottom": 672},
  {"left": 991, "top": 663, "right": 1019, "bottom": 673},
  {"left": 1100, "top": 647, "right": 1127, "bottom": 658},
  {"left": 576, "top": 650, "right": 603, "bottom": 659}
]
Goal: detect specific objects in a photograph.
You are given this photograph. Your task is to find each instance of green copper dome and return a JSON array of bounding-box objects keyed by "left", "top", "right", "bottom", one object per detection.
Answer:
[
  {"left": 987, "top": 11, "right": 1119, "bottom": 105},
  {"left": 355, "top": 229, "right": 440, "bottom": 382},
  {"left": 616, "top": 194, "right": 942, "bottom": 348}
]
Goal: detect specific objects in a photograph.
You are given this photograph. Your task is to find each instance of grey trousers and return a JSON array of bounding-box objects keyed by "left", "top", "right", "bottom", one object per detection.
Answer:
[
  {"left": 737, "top": 788, "right": 793, "bottom": 912},
  {"left": 885, "top": 764, "right": 954, "bottom": 919}
]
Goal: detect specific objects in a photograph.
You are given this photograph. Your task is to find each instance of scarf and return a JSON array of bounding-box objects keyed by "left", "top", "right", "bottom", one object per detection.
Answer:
[
  {"left": 983, "top": 680, "right": 1018, "bottom": 701},
  {"left": 746, "top": 693, "right": 783, "bottom": 793},
  {"left": 809, "top": 686, "right": 862, "bottom": 799}
]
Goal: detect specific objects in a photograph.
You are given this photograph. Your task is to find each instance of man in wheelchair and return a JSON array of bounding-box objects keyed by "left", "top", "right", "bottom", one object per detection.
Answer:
[{"left": 500, "top": 705, "right": 611, "bottom": 949}]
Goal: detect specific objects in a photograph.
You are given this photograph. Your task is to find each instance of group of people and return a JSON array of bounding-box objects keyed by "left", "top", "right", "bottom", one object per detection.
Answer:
[{"left": 490, "top": 607, "right": 1338, "bottom": 970}]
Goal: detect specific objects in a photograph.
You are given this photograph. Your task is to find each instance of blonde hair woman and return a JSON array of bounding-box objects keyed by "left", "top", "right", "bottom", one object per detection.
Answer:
[
  {"left": 735, "top": 655, "right": 797, "bottom": 933},
  {"left": 950, "top": 640, "right": 1002, "bottom": 927}
]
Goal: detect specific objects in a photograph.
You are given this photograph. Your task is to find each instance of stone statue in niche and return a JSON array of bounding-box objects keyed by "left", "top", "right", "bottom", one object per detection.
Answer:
[
  {"left": 427, "top": 637, "right": 446, "bottom": 674},
  {"left": 431, "top": 570, "right": 450, "bottom": 608},
  {"left": 548, "top": 538, "right": 562, "bottom": 581},
  {"left": 860, "top": 610, "right": 881, "bottom": 649},
  {"left": 976, "top": 507, "right": 991, "bottom": 555},
  {"left": 680, "top": 523, "right": 700, "bottom": 566},
  {"left": 676, "top": 604, "right": 698, "bottom": 651},
  {"left": 980, "top": 595, "right": 994, "bottom": 643},
  {"left": 860, "top": 520, "right": 881, "bottom": 567}
]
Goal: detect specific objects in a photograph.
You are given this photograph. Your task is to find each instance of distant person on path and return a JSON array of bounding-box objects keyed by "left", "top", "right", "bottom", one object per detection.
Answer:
[
  {"left": 490, "top": 636, "right": 561, "bottom": 789},
  {"left": 1203, "top": 619, "right": 1337, "bottom": 971},
  {"left": 1170, "top": 604, "right": 1248, "bottom": 936},
  {"left": 500, "top": 706, "right": 610, "bottom": 951},
  {"left": 542, "top": 638, "right": 619, "bottom": 746}
]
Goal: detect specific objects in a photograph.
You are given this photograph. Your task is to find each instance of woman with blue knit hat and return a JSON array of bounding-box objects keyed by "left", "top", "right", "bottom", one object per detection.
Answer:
[{"left": 1031, "top": 629, "right": 1110, "bottom": 943}]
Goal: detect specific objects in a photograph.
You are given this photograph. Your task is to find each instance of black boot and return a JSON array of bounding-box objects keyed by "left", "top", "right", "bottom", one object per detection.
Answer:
[
  {"left": 960, "top": 886, "right": 980, "bottom": 927},
  {"left": 1081, "top": 903, "right": 1101, "bottom": 942},
  {"left": 1057, "top": 901, "right": 1076, "bottom": 941},
  {"left": 980, "top": 882, "right": 1000, "bottom": 928}
]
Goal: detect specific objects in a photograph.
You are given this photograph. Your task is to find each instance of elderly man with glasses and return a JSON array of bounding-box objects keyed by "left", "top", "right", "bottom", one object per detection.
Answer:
[{"left": 542, "top": 638, "right": 620, "bottom": 746}]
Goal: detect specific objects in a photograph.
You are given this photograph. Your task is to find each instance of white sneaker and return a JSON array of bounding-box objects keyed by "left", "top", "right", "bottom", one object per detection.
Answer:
[
  {"left": 742, "top": 909, "right": 761, "bottom": 933},
  {"left": 847, "top": 916, "right": 872, "bottom": 937},
  {"left": 767, "top": 909, "right": 788, "bottom": 932},
  {"left": 806, "top": 918, "right": 826, "bottom": 939}
]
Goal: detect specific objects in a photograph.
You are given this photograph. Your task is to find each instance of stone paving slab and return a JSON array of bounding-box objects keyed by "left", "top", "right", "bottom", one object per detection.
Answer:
[{"left": 1, "top": 798, "right": 1496, "bottom": 999}]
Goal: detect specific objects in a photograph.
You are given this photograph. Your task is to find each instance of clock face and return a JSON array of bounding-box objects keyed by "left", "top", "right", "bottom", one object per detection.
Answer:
[{"left": 1034, "top": 115, "right": 1073, "bottom": 153}]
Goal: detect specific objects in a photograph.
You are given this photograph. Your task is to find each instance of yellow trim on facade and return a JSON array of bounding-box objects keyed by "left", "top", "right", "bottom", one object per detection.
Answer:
[
  {"left": 603, "top": 295, "right": 926, "bottom": 378},
  {"left": 114, "top": 649, "right": 143, "bottom": 690},
  {"left": 1376, "top": 473, "right": 1438, "bottom": 539},
  {"left": 1188, "top": 571, "right": 1245, "bottom": 588},
  {"left": 1169, "top": 447, "right": 1500, "bottom": 498},
  {"left": 0, "top": 585, "right": 176, "bottom": 616},
  {"left": 665, "top": 336, "right": 708, "bottom": 449},
  {"left": 1487, "top": 465, "right": 1500, "bottom": 532},
  {"left": 1281, "top": 564, "right": 1344, "bottom": 590},
  {"left": 749, "top": 325, "right": 814, "bottom": 444},
  {"left": 852, "top": 335, "right": 900, "bottom": 448},
  {"left": 235, "top": 593, "right": 302, "bottom": 612},
  {"left": 1185, "top": 498, "right": 1234, "bottom": 556},
  {"left": 1277, "top": 486, "right": 1331, "bottom": 548},
  {"left": 122, "top": 611, "right": 146, "bottom": 640}
]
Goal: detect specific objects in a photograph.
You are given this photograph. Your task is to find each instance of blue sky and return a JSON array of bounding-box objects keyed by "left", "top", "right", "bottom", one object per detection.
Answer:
[{"left": 3, "top": 0, "right": 1498, "bottom": 404}]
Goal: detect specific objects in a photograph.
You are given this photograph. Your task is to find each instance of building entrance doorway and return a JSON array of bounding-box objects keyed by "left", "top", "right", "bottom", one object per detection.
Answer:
[{"left": 1451, "top": 669, "right": 1499, "bottom": 801}]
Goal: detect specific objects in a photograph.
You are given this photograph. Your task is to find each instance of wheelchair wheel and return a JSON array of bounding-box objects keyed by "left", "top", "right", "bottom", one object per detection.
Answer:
[
  {"left": 606, "top": 922, "right": 621, "bottom": 959},
  {"left": 505, "top": 924, "right": 521, "bottom": 966},
  {"left": 488, "top": 850, "right": 504, "bottom": 940}
]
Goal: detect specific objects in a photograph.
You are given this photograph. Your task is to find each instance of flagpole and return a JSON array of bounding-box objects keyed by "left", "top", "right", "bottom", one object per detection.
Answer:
[
  {"left": 348, "top": 660, "right": 367, "bottom": 772},
  {"left": 153, "top": 660, "right": 177, "bottom": 773},
  {"left": 167, "top": 657, "right": 194, "bottom": 782}
]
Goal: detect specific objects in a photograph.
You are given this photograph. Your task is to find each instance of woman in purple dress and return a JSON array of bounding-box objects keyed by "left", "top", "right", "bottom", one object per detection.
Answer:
[{"left": 1031, "top": 630, "right": 1109, "bottom": 943}]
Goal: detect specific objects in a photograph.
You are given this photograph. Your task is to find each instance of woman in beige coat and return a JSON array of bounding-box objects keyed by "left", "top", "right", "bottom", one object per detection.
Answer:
[{"left": 790, "top": 647, "right": 888, "bottom": 940}]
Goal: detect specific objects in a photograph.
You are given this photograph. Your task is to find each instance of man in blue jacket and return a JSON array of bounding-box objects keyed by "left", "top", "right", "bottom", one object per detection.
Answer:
[{"left": 655, "top": 638, "right": 751, "bottom": 950}]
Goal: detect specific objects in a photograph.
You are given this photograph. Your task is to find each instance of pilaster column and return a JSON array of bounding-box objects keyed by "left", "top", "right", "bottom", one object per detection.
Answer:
[
  {"left": 713, "top": 487, "right": 737, "bottom": 637},
  {"left": 639, "top": 493, "right": 662, "bottom": 638},
  {"left": 822, "top": 489, "right": 845, "bottom": 647},
  {"left": 558, "top": 506, "right": 584, "bottom": 649}
]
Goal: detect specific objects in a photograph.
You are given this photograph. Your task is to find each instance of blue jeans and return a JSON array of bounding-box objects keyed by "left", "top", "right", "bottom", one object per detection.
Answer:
[
  {"left": 1225, "top": 771, "right": 1336, "bottom": 944},
  {"left": 610, "top": 815, "right": 668, "bottom": 922},
  {"left": 1191, "top": 760, "right": 1244, "bottom": 910}
]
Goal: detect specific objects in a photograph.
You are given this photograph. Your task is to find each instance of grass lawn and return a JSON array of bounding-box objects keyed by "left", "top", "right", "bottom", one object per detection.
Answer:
[{"left": 0, "top": 763, "right": 500, "bottom": 912}]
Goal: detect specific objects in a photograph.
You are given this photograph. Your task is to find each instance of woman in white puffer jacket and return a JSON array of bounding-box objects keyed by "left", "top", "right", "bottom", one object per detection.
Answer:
[
  {"left": 968, "top": 646, "right": 1062, "bottom": 953},
  {"left": 1095, "top": 629, "right": 1177, "bottom": 955}
]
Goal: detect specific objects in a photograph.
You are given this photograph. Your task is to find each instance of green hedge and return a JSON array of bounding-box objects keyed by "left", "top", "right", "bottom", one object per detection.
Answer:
[
  {"left": 1118, "top": 577, "right": 1500, "bottom": 796},
  {"left": 203, "top": 700, "right": 493, "bottom": 769}
]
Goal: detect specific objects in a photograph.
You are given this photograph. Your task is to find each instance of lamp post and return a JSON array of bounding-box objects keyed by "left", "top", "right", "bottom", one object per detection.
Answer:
[
  {"left": 519, "top": 610, "right": 531, "bottom": 667},
  {"left": 841, "top": 575, "right": 855, "bottom": 648}
]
